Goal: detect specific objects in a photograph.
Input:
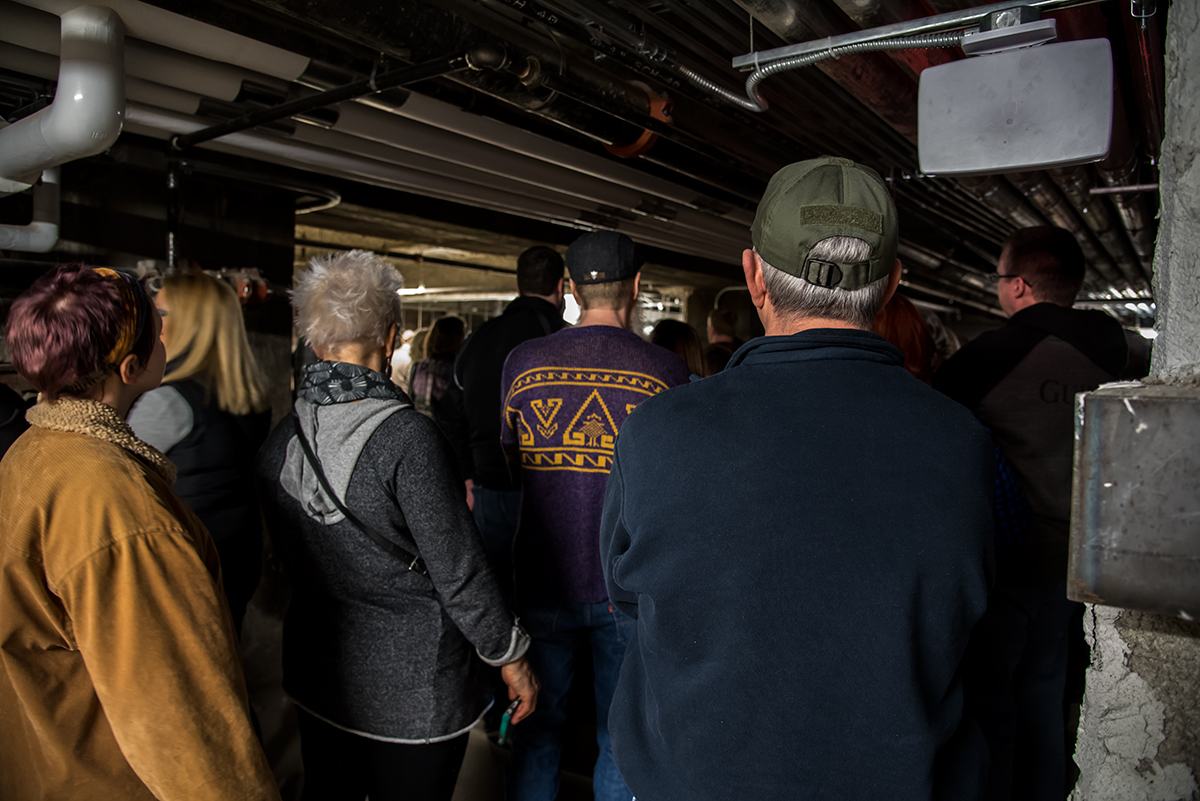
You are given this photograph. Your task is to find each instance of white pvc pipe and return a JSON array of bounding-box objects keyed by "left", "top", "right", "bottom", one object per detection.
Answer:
[
  {"left": 12, "top": 0, "right": 310, "bottom": 81},
  {"left": 0, "top": 6, "right": 124, "bottom": 190},
  {"left": 122, "top": 103, "right": 744, "bottom": 264},
  {"left": 0, "top": 1, "right": 289, "bottom": 103},
  {"left": 0, "top": 167, "right": 59, "bottom": 252}
]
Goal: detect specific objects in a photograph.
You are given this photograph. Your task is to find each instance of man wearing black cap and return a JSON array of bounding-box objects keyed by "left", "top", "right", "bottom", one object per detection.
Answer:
[
  {"left": 500, "top": 231, "right": 690, "bottom": 801},
  {"left": 454, "top": 246, "right": 566, "bottom": 592},
  {"left": 599, "top": 157, "right": 996, "bottom": 800}
]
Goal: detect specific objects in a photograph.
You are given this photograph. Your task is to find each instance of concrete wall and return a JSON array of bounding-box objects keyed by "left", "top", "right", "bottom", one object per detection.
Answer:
[{"left": 1071, "top": 2, "right": 1200, "bottom": 798}]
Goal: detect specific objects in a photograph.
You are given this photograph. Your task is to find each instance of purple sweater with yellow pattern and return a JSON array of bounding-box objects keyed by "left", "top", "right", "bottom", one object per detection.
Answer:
[{"left": 501, "top": 325, "right": 690, "bottom": 604}]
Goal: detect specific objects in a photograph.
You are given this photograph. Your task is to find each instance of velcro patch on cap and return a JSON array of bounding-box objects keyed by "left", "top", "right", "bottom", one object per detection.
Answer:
[{"left": 798, "top": 204, "right": 882, "bottom": 234}]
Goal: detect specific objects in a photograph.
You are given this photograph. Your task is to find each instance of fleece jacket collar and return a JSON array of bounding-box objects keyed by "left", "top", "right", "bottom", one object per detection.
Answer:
[
  {"left": 725, "top": 327, "right": 905, "bottom": 371},
  {"left": 26, "top": 398, "right": 176, "bottom": 484}
]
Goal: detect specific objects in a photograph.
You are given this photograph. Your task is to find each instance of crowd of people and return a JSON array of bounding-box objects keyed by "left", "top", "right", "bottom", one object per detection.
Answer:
[{"left": 0, "top": 156, "right": 1131, "bottom": 801}]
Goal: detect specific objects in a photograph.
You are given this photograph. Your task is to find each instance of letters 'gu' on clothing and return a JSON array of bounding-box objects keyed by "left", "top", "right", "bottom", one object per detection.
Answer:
[
  {"left": 933, "top": 302, "right": 1128, "bottom": 586},
  {"left": 501, "top": 326, "right": 690, "bottom": 604}
]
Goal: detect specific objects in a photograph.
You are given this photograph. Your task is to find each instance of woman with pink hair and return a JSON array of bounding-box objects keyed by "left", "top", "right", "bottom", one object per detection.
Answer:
[{"left": 0, "top": 265, "right": 278, "bottom": 801}]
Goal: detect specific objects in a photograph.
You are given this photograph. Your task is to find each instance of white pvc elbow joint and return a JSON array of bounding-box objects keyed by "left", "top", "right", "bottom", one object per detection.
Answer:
[{"left": 0, "top": 5, "right": 125, "bottom": 190}]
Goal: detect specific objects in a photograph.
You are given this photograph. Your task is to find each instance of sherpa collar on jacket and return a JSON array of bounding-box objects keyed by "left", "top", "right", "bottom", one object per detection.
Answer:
[
  {"left": 724, "top": 328, "right": 905, "bottom": 371},
  {"left": 26, "top": 398, "right": 177, "bottom": 484}
]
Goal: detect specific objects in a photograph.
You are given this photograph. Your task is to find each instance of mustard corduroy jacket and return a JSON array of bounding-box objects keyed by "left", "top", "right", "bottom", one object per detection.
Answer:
[{"left": 0, "top": 399, "right": 280, "bottom": 801}]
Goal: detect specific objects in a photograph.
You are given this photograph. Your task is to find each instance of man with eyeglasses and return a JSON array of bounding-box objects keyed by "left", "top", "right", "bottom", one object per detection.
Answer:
[{"left": 934, "top": 226, "right": 1128, "bottom": 801}]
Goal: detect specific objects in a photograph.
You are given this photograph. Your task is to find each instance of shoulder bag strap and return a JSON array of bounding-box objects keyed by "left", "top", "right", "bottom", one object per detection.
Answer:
[{"left": 291, "top": 416, "right": 429, "bottom": 576}]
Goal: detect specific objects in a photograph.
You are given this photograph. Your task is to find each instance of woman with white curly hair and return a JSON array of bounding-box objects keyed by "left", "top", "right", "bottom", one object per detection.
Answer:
[{"left": 255, "top": 250, "right": 538, "bottom": 801}]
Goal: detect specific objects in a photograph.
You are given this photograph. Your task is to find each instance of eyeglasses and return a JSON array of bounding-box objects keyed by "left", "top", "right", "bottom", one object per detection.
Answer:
[{"left": 987, "top": 273, "right": 1026, "bottom": 286}]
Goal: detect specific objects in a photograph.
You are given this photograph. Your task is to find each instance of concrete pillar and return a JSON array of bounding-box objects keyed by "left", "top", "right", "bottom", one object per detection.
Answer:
[{"left": 1070, "top": 2, "right": 1200, "bottom": 798}]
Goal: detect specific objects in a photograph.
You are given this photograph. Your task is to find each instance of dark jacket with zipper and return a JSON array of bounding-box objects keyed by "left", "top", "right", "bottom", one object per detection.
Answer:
[
  {"left": 454, "top": 295, "right": 565, "bottom": 490},
  {"left": 601, "top": 329, "right": 996, "bottom": 801},
  {"left": 256, "top": 362, "right": 526, "bottom": 742},
  {"left": 933, "top": 302, "right": 1128, "bottom": 586}
]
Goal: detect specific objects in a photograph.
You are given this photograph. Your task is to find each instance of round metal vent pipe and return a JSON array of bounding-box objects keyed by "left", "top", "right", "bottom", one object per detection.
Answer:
[{"left": 0, "top": 6, "right": 125, "bottom": 193}]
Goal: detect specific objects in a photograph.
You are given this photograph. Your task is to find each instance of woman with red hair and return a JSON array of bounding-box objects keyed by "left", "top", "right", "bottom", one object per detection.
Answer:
[{"left": 0, "top": 265, "right": 278, "bottom": 801}]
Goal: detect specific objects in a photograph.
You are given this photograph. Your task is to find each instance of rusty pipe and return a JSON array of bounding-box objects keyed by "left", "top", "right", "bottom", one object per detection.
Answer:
[{"left": 1005, "top": 170, "right": 1124, "bottom": 286}]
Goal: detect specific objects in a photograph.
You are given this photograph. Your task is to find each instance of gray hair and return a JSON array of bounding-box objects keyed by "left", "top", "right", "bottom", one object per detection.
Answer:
[
  {"left": 292, "top": 250, "right": 404, "bottom": 353},
  {"left": 759, "top": 237, "right": 891, "bottom": 328}
]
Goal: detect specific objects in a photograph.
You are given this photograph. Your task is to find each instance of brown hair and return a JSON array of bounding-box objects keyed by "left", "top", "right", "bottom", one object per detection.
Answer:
[
  {"left": 651, "top": 319, "right": 706, "bottom": 377},
  {"left": 1001, "top": 227, "right": 1086, "bottom": 306}
]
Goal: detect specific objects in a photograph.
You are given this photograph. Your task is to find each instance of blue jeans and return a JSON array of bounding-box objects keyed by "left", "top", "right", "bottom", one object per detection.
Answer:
[
  {"left": 472, "top": 486, "right": 521, "bottom": 598},
  {"left": 505, "top": 601, "right": 635, "bottom": 801}
]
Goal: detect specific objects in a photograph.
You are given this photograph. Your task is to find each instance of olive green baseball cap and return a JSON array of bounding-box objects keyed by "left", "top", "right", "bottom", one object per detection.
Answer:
[{"left": 751, "top": 157, "right": 899, "bottom": 290}]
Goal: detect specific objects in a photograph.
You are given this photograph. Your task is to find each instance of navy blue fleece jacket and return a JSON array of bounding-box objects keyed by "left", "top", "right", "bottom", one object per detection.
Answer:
[{"left": 600, "top": 329, "right": 995, "bottom": 801}]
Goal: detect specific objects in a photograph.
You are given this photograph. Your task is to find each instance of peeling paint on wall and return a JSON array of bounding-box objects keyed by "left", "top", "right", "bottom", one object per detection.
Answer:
[{"left": 1071, "top": 606, "right": 1198, "bottom": 801}]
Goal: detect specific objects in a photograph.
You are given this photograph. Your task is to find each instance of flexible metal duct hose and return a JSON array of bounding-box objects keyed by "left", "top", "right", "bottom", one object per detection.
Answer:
[{"left": 678, "top": 30, "right": 965, "bottom": 113}]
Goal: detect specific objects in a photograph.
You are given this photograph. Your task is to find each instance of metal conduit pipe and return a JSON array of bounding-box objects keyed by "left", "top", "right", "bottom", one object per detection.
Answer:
[
  {"left": 0, "top": 167, "right": 58, "bottom": 252},
  {"left": 831, "top": 0, "right": 960, "bottom": 75},
  {"left": 955, "top": 175, "right": 1048, "bottom": 230},
  {"left": 1005, "top": 171, "right": 1124, "bottom": 286},
  {"left": 123, "top": 103, "right": 747, "bottom": 264},
  {"left": 0, "top": 5, "right": 124, "bottom": 194},
  {"left": 1048, "top": 165, "right": 1147, "bottom": 288}
]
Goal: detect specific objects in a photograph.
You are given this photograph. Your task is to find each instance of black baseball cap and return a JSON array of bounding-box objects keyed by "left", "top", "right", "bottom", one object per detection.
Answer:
[{"left": 566, "top": 231, "right": 643, "bottom": 285}]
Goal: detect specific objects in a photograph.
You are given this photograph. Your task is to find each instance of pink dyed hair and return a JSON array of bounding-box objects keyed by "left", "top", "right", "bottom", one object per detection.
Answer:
[{"left": 5, "top": 265, "right": 157, "bottom": 400}]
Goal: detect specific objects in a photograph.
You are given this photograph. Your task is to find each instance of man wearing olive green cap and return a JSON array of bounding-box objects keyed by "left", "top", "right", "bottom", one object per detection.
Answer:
[{"left": 599, "top": 157, "right": 996, "bottom": 801}]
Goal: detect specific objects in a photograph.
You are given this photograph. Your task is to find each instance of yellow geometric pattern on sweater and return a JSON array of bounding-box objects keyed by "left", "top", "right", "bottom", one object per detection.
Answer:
[{"left": 505, "top": 367, "right": 670, "bottom": 474}]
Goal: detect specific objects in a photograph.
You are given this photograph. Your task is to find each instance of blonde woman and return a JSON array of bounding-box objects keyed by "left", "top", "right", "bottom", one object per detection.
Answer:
[{"left": 128, "top": 272, "right": 272, "bottom": 633}]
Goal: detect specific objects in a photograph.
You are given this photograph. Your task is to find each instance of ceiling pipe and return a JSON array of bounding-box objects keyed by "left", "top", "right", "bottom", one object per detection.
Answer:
[
  {"left": 955, "top": 175, "right": 1048, "bottom": 230},
  {"left": 0, "top": 3, "right": 756, "bottom": 233},
  {"left": 170, "top": 46, "right": 508, "bottom": 151},
  {"left": 0, "top": 167, "right": 58, "bottom": 252},
  {"left": 11, "top": 0, "right": 310, "bottom": 81},
  {"left": 0, "top": 1, "right": 290, "bottom": 103},
  {"left": 835, "top": 0, "right": 960, "bottom": 76},
  {"left": 1047, "top": 165, "right": 1147, "bottom": 288},
  {"left": 1005, "top": 170, "right": 1124, "bottom": 286},
  {"left": 0, "top": 5, "right": 124, "bottom": 194},
  {"left": 123, "top": 103, "right": 747, "bottom": 264},
  {"left": 1097, "top": 84, "right": 1157, "bottom": 279}
]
